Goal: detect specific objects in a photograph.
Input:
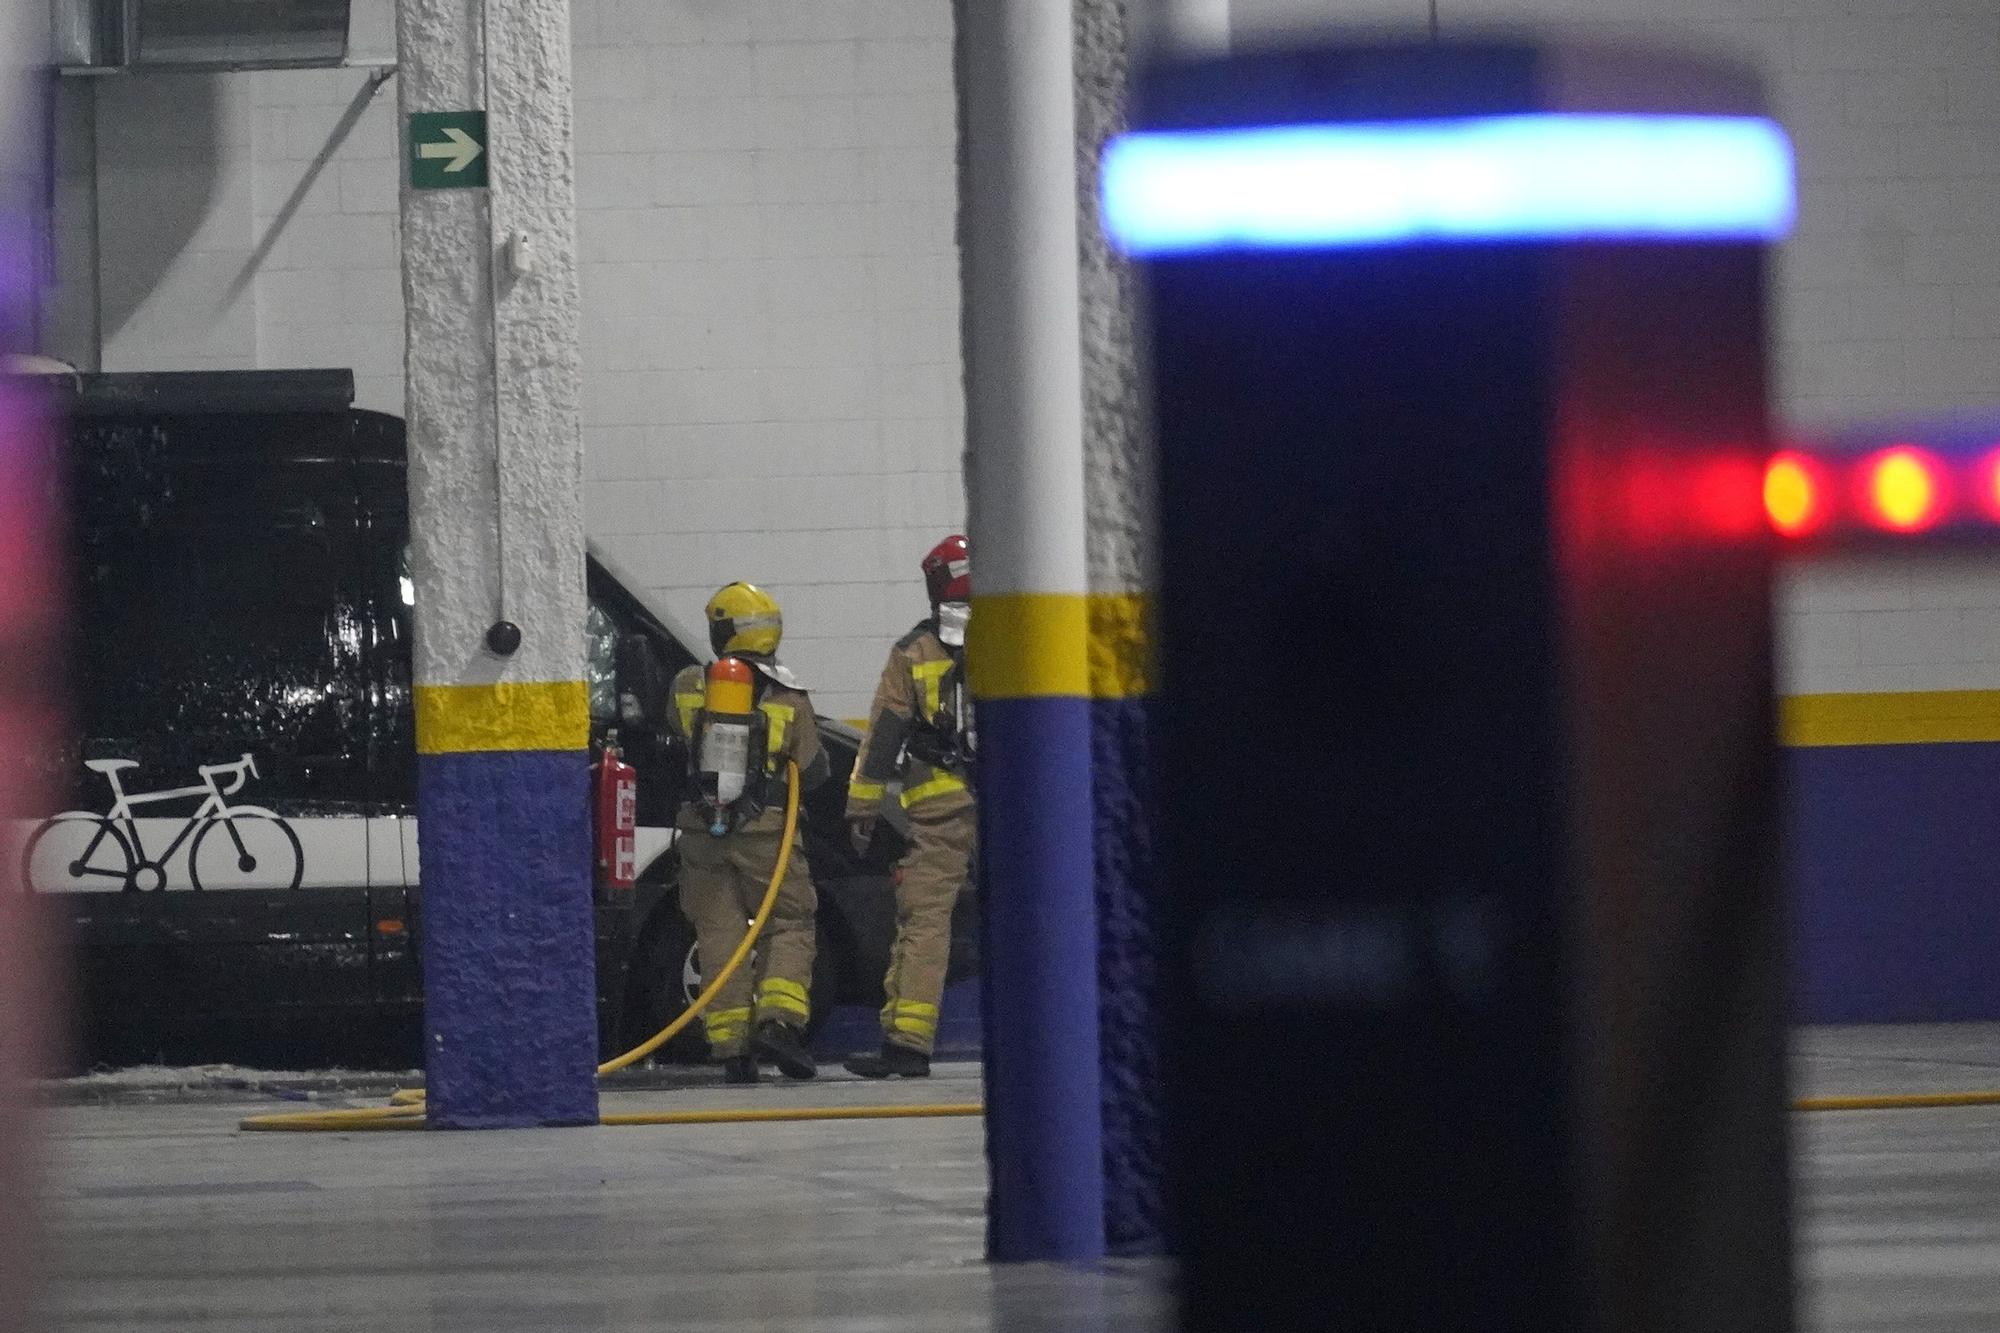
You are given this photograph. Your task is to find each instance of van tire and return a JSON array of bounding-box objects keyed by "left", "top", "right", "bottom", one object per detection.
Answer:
[
  {"left": 621, "top": 894, "right": 837, "bottom": 1063},
  {"left": 623, "top": 901, "right": 709, "bottom": 1062}
]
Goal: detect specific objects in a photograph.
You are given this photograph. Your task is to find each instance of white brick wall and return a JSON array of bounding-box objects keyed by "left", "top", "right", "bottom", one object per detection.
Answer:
[
  {"left": 572, "top": 0, "right": 964, "bottom": 715},
  {"left": 91, "top": 63, "right": 404, "bottom": 405},
  {"left": 246, "top": 65, "right": 405, "bottom": 414},
  {"left": 1780, "top": 553, "right": 2000, "bottom": 694},
  {"left": 95, "top": 75, "right": 260, "bottom": 372},
  {"left": 1235, "top": 0, "right": 2000, "bottom": 433},
  {"left": 42, "top": 83, "right": 99, "bottom": 369},
  {"left": 65, "top": 0, "right": 962, "bottom": 718}
]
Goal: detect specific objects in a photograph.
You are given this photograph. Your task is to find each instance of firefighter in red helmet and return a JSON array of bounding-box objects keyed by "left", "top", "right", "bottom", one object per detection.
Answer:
[{"left": 844, "top": 535, "right": 976, "bottom": 1077}]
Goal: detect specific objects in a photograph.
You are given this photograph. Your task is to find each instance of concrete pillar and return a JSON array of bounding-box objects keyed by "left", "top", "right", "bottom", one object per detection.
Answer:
[
  {"left": 1073, "top": 0, "right": 1168, "bottom": 1259},
  {"left": 956, "top": 0, "right": 1106, "bottom": 1264},
  {"left": 396, "top": 0, "right": 597, "bottom": 1128}
]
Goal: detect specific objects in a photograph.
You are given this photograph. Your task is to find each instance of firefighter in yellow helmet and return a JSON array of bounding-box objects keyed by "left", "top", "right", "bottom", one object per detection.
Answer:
[
  {"left": 844, "top": 536, "right": 976, "bottom": 1078},
  {"left": 665, "top": 582, "right": 828, "bottom": 1083}
]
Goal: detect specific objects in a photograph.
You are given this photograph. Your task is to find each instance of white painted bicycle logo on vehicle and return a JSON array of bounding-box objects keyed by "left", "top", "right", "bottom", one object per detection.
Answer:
[{"left": 21, "top": 754, "right": 303, "bottom": 893}]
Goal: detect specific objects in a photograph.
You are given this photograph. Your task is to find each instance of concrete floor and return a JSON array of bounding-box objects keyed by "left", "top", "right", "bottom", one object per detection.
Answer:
[
  {"left": 31, "top": 1028, "right": 2000, "bottom": 1331},
  {"left": 38, "top": 1062, "right": 1168, "bottom": 1332},
  {"left": 1796, "top": 1025, "right": 2000, "bottom": 1333}
]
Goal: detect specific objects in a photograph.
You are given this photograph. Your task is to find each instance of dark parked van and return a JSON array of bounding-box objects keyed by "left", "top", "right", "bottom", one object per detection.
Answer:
[{"left": 17, "top": 369, "right": 976, "bottom": 1069}]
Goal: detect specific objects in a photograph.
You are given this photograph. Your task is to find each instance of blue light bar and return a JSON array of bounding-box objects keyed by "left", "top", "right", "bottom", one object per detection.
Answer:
[{"left": 1101, "top": 114, "right": 1796, "bottom": 255}]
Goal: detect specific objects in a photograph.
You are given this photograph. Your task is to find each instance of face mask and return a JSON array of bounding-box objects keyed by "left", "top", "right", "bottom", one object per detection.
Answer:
[{"left": 936, "top": 601, "right": 970, "bottom": 647}]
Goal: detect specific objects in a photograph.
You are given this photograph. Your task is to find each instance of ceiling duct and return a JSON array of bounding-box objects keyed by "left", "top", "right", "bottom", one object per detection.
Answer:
[
  {"left": 50, "top": 0, "right": 117, "bottom": 67},
  {"left": 54, "top": 0, "right": 353, "bottom": 73}
]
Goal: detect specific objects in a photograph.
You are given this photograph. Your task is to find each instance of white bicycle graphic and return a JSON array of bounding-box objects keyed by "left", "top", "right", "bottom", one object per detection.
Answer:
[{"left": 21, "top": 754, "right": 303, "bottom": 893}]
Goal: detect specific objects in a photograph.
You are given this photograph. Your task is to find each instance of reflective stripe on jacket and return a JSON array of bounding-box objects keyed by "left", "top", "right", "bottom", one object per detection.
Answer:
[{"left": 847, "top": 623, "right": 970, "bottom": 816}]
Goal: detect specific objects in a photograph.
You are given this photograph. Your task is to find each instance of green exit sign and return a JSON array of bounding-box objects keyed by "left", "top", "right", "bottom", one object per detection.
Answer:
[{"left": 408, "top": 110, "right": 488, "bottom": 190}]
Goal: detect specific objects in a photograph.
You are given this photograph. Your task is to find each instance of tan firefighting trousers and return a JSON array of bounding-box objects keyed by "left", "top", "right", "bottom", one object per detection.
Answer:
[
  {"left": 881, "top": 790, "right": 977, "bottom": 1055},
  {"left": 675, "top": 805, "right": 816, "bottom": 1059}
]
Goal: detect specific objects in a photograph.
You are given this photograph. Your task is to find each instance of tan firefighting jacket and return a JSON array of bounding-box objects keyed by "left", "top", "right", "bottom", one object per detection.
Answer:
[{"left": 847, "top": 622, "right": 972, "bottom": 817}]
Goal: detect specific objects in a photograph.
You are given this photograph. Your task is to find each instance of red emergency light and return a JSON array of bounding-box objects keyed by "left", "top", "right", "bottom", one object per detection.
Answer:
[
  {"left": 1763, "top": 452, "right": 1828, "bottom": 538},
  {"left": 1856, "top": 447, "right": 1947, "bottom": 533},
  {"left": 1978, "top": 450, "right": 2000, "bottom": 524},
  {"left": 1764, "top": 429, "right": 2000, "bottom": 542}
]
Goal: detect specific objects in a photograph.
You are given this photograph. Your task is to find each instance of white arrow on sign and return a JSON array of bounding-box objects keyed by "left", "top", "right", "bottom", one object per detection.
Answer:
[{"left": 418, "top": 126, "right": 484, "bottom": 173}]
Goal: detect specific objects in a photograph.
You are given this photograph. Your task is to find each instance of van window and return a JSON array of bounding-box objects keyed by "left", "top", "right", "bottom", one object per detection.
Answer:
[
  {"left": 585, "top": 603, "right": 619, "bottom": 721},
  {"left": 68, "top": 415, "right": 371, "bottom": 809}
]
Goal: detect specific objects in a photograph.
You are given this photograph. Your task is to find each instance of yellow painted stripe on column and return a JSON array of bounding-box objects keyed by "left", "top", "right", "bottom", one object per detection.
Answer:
[
  {"left": 1087, "top": 592, "right": 1152, "bottom": 699},
  {"left": 1781, "top": 690, "right": 2000, "bottom": 747},
  {"left": 967, "top": 592, "right": 1152, "bottom": 700},
  {"left": 415, "top": 680, "right": 590, "bottom": 754},
  {"left": 968, "top": 593, "right": 1089, "bottom": 699}
]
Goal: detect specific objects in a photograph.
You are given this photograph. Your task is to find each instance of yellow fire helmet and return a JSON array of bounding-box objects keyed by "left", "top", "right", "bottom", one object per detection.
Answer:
[{"left": 705, "top": 581, "right": 783, "bottom": 658}]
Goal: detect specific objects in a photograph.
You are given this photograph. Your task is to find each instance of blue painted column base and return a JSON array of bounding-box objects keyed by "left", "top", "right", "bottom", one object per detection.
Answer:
[
  {"left": 978, "top": 695, "right": 1106, "bottom": 1262},
  {"left": 1092, "top": 694, "right": 1168, "bottom": 1256},
  {"left": 1791, "top": 742, "right": 2000, "bottom": 1023},
  {"left": 418, "top": 749, "right": 601, "bottom": 1129}
]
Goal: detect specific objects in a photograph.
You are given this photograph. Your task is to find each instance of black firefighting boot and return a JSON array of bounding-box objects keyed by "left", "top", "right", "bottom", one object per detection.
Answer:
[
  {"left": 843, "top": 1042, "right": 931, "bottom": 1079},
  {"left": 720, "top": 1053, "right": 760, "bottom": 1084},
  {"left": 753, "top": 1020, "right": 818, "bottom": 1081}
]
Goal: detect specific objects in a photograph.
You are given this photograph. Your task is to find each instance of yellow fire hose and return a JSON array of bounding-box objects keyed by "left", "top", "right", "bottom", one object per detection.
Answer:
[
  {"left": 241, "top": 762, "right": 983, "bottom": 1133},
  {"left": 1793, "top": 1090, "right": 2000, "bottom": 1113},
  {"left": 238, "top": 1102, "right": 985, "bottom": 1132}
]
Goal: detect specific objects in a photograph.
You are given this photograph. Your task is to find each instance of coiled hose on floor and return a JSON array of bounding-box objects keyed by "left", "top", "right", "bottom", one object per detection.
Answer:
[{"left": 241, "top": 763, "right": 980, "bottom": 1132}]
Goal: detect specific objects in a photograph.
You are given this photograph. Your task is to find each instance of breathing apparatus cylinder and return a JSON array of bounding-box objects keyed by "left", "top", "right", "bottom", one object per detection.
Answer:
[{"left": 696, "top": 656, "right": 764, "bottom": 836}]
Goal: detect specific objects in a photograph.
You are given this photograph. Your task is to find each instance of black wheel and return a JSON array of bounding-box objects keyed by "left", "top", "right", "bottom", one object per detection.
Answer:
[
  {"left": 21, "top": 814, "right": 136, "bottom": 893},
  {"left": 188, "top": 810, "right": 304, "bottom": 891},
  {"left": 625, "top": 902, "right": 710, "bottom": 1062}
]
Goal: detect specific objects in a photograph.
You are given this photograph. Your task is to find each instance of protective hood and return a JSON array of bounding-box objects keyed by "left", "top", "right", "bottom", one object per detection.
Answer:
[
  {"left": 744, "top": 656, "right": 803, "bottom": 691},
  {"left": 935, "top": 601, "right": 969, "bottom": 648}
]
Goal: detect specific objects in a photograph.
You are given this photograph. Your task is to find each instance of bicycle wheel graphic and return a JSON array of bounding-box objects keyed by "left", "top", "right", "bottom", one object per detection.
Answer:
[
  {"left": 188, "top": 809, "right": 304, "bottom": 891},
  {"left": 21, "top": 814, "right": 137, "bottom": 892}
]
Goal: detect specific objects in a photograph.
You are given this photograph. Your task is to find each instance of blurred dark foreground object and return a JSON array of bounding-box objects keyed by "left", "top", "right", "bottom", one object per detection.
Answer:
[
  {"left": 0, "top": 374, "right": 64, "bottom": 1330},
  {"left": 1128, "top": 39, "right": 1793, "bottom": 1333}
]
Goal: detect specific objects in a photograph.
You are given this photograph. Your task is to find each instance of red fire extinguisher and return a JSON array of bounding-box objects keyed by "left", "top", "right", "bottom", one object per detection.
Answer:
[{"left": 594, "top": 732, "right": 637, "bottom": 890}]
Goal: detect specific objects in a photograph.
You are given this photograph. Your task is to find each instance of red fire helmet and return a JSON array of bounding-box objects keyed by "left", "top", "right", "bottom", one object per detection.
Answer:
[{"left": 922, "top": 534, "right": 970, "bottom": 603}]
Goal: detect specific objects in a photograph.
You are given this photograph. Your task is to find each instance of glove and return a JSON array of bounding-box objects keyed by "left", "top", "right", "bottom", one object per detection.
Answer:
[{"left": 847, "top": 814, "right": 878, "bottom": 858}]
